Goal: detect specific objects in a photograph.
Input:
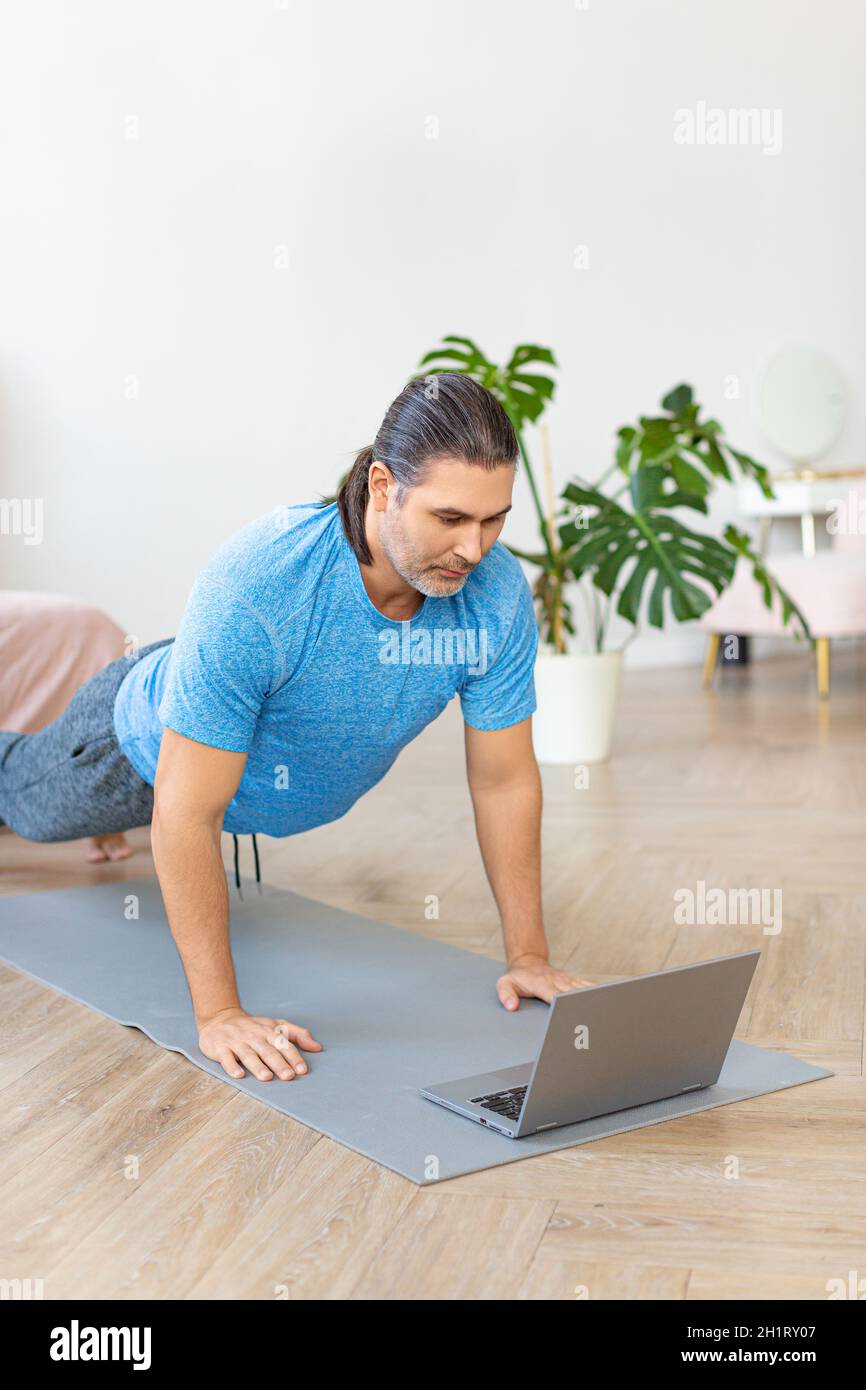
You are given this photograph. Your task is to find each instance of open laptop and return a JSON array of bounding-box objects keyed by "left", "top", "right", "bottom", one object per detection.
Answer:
[{"left": 421, "top": 950, "right": 759, "bottom": 1138}]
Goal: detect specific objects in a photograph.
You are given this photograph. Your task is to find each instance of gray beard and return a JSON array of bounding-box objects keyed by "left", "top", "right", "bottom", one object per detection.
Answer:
[{"left": 378, "top": 516, "right": 470, "bottom": 598}]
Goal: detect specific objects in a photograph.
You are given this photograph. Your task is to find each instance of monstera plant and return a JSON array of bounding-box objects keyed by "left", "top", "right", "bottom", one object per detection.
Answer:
[
  {"left": 416, "top": 337, "right": 809, "bottom": 765},
  {"left": 417, "top": 338, "right": 807, "bottom": 653},
  {"left": 529, "top": 384, "right": 809, "bottom": 654}
]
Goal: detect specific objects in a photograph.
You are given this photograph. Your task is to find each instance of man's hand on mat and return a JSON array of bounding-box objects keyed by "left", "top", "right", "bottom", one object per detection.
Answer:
[
  {"left": 497, "top": 955, "right": 593, "bottom": 1011},
  {"left": 197, "top": 1008, "right": 323, "bottom": 1081}
]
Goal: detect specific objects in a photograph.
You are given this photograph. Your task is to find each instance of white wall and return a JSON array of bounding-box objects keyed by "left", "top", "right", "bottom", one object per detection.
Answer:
[{"left": 1, "top": 0, "right": 864, "bottom": 664}]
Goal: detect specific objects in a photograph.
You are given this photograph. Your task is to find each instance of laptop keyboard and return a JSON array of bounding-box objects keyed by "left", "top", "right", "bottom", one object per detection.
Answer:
[{"left": 471, "top": 1085, "right": 527, "bottom": 1123}]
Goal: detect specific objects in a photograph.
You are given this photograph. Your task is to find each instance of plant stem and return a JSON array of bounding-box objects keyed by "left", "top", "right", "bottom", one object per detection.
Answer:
[
  {"left": 517, "top": 431, "right": 556, "bottom": 567},
  {"left": 600, "top": 592, "right": 615, "bottom": 652},
  {"left": 592, "top": 587, "right": 603, "bottom": 652},
  {"left": 541, "top": 426, "right": 566, "bottom": 655}
]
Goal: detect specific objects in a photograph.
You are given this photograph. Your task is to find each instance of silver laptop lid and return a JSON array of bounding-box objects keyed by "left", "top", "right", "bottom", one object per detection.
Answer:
[{"left": 517, "top": 950, "right": 760, "bottom": 1136}]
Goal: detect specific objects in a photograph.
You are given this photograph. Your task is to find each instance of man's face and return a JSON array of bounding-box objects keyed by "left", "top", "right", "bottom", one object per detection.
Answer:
[{"left": 377, "top": 456, "right": 516, "bottom": 597}]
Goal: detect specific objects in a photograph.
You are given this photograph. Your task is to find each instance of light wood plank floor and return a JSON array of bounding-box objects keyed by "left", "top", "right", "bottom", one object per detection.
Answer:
[{"left": 1, "top": 649, "right": 865, "bottom": 1300}]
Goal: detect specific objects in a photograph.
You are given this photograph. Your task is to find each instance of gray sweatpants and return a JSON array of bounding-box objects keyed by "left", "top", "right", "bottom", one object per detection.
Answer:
[{"left": 0, "top": 639, "right": 173, "bottom": 842}]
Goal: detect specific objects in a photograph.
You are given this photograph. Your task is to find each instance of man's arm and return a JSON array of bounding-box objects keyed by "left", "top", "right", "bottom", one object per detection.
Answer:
[
  {"left": 464, "top": 717, "right": 592, "bottom": 1009},
  {"left": 151, "top": 729, "right": 321, "bottom": 1081}
]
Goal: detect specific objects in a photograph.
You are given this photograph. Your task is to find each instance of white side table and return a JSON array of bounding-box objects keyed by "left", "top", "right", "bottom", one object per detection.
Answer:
[{"left": 738, "top": 470, "right": 866, "bottom": 557}]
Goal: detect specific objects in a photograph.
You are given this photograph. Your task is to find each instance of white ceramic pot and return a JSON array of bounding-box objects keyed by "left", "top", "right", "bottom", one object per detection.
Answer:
[{"left": 532, "top": 650, "right": 623, "bottom": 765}]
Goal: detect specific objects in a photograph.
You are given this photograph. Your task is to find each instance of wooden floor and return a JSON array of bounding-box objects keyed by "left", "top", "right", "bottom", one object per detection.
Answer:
[{"left": 1, "top": 648, "right": 865, "bottom": 1300}]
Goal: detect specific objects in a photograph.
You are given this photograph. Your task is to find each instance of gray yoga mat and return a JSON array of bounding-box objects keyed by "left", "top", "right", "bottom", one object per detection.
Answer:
[{"left": 0, "top": 879, "right": 832, "bottom": 1184}]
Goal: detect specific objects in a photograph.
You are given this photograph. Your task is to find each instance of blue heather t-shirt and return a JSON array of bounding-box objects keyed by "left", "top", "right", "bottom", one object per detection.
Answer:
[{"left": 113, "top": 502, "right": 538, "bottom": 836}]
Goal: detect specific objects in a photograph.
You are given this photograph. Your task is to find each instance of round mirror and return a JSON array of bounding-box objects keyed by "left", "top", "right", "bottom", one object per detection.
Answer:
[{"left": 756, "top": 346, "right": 846, "bottom": 465}]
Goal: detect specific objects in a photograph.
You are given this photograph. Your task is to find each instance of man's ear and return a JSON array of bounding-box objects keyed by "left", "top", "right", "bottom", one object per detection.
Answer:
[{"left": 368, "top": 461, "right": 395, "bottom": 512}]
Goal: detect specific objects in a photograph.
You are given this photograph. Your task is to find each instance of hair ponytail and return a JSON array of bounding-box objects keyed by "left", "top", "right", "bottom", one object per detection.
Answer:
[{"left": 337, "top": 445, "right": 376, "bottom": 565}]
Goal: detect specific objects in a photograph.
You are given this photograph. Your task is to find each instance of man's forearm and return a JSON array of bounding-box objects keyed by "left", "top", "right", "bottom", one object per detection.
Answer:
[
  {"left": 151, "top": 807, "right": 240, "bottom": 1026},
  {"left": 469, "top": 768, "right": 549, "bottom": 965}
]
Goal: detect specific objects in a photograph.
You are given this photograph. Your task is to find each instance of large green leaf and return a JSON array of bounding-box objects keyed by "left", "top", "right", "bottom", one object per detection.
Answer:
[
  {"left": 671, "top": 454, "right": 710, "bottom": 496},
  {"left": 559, "top": 479, "right": 810, "bottom": 637},
  {"left": 560, "top": 480, "right": 737, "bottom": 629},
  {"left": 661, "top": 383, "right": 693, "bottom": 413},
  {"left": 506, "top": 344, "right": 557, "bottom": 371},
  {"left": 418, "top": 334, "right": 492, "bottom": 371}
]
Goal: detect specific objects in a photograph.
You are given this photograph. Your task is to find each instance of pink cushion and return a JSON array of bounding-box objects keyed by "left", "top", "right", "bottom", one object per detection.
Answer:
[
  {"left": 700, "top": 553, "right": 866, "bottom": 638},
  {"left": 0, "top": 592, "right": 126, "bottom": 733}
]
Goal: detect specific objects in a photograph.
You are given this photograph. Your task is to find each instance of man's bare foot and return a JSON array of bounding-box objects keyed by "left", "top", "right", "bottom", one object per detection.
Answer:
[{"left": 86, "top": 833, "right": 133, "bottom": 863}]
